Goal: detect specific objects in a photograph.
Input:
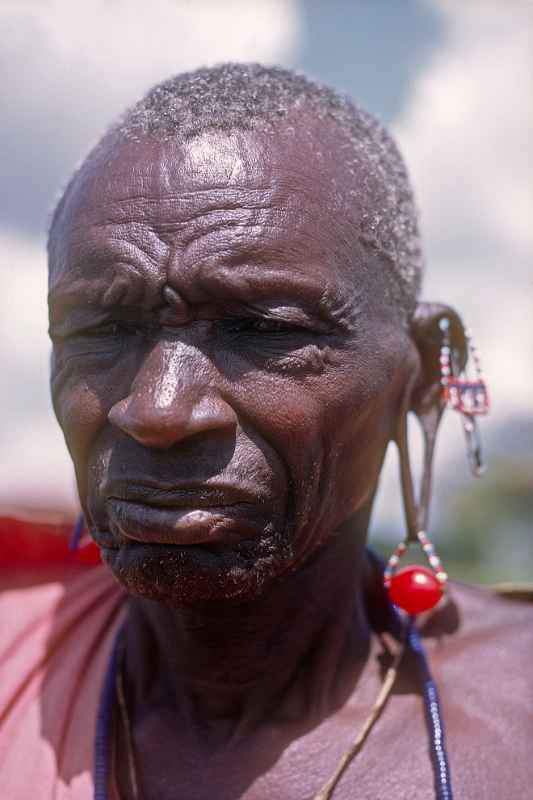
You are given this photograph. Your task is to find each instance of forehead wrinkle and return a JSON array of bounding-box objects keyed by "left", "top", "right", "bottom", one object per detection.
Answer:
[
  {"left": 49, "top": 220, "right": 168, "bottom": 296},
  {"left": 157, "top": 208, "right": 280, "bottom": 256},
  {"left": 48, "top": 275, "right": 113, "bottom": 318},
  {"left": 178, "top": 189, "right": 333, "bottom": 270},
  {"left": 50, "top": 126, "right": 396, "bottom": 326},
  {"left": 181, "top": 224, "right": 280, "bottom": 274},
  {"left": 166, "top": 258, "right": 346, "bottom": 328},
  {"left": 318, "top": 285, "right": 362, "bottom": 332},
  {"left": 90, "top": 192, "right": 273, "bottom": 229},
  {"left": 72, "top": 222, "right": 166, "bottom": 267},
  {"left": 48, "top": 260, "right": 163, "bottom": 318},
  {"left": 166, "top": 197, "right": 367, "bottom": 325}
]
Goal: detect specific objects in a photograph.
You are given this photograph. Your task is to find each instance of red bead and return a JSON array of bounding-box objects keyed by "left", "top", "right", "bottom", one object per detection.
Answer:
[{"left": 387, "top": 566, "right": 443, "bottom": 614}]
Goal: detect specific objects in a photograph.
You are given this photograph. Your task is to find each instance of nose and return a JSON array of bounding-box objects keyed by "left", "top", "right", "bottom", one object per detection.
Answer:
[{"left": 108, "top": 342, "right": 237, "bottom": 449}]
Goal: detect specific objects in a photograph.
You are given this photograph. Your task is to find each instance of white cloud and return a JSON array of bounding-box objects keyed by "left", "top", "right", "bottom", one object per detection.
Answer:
[
  {"left": 0, "top": 0, "right": 301, "bottom": 511},
  {"left": 392, "top": 0, "right": 533, "bottom": 418},
  {"left": 394, "top": 0, "right": 533, "bottom": 265},
  {"left": 372, "top": 0, "right": 533, "bottom": 535},
  {"left": 1, "top": 0, "right": 530, "bottom": 518},
  {"left": 2, "top": 0, "right": 299, "bottom": 91},
  {"left": 0, "top": 229, "right": 78, "bottom": 511},
  {"left": 0, "top": 0, "right": 301, "bottom": 234}
]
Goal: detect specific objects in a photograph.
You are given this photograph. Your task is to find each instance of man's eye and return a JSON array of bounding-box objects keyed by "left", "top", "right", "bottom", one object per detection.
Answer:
[
  {"left": 53, "top": 321, "right": 140, "bottom": 363},
  {"left": 82, "top": 321, "right": 136, "bottom": 338},
  {"left": 81, "top": 323, "right": 117, "bottom": 338},
  {"left": 225, "top": 318, "right": 307, "bottom": 335}
]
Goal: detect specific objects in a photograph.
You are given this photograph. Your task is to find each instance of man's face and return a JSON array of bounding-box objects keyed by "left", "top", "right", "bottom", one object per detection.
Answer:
[{"left": 48, "top": 121, "right": 415, "bottom": 605}]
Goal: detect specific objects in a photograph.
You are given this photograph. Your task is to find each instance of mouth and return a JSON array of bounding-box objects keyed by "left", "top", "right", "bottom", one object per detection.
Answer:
[
  {"left": 101, "top": 484, "right": 268, "bottom": 547},
  {"left": 105, "top": 482, "right": 258, "bottom": 509}
]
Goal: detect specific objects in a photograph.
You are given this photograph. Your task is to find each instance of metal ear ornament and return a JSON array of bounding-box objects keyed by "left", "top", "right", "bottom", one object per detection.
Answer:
[
  {"left": 438, "top": 317, "right": 489, "bottom": 476},
  {"left": 385, "top": 317, "right": 490, "bottom": 617}
]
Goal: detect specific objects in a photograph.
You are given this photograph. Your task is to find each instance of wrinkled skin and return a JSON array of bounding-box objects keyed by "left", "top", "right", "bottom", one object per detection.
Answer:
[
  {"left": 48, "top": 120, "right": 532, "bottom": 799},
  {"left": 49, "top": 123, "right": 411, "bottom": 606}
]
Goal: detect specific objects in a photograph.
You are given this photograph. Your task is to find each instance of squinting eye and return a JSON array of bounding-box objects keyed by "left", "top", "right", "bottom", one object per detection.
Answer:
[
  {"left": 53, "top": 320, "right": 140, "bottom": 363},
  {"left": 84, "top": 321, "right": 138, "bottom": 338},
  {"left": 225, "top": 318, "right": 307, "bottom": 335},
  {"left": 249, "top": 319, "right": 298, "bottom": 333},
  {"left": 84, "top": 323, "right": 122, "bottom": 337}
]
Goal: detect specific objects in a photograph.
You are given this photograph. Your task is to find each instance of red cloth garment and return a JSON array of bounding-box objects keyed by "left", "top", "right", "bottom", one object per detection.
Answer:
[
  {"left": 0, "top": 514, "right": 101, "bottom": 568},
  {"left": 0, "top": 516, "right": 125, "bottom": 799}
]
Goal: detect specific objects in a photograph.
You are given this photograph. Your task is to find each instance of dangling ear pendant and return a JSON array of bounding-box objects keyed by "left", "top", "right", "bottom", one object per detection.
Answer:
[
  {"left": 439, "top": 317, "right": 489, "bottom": 476},
  {"left": 385, "top": 316, "right": 490, "bottom": 616},
  {"left": 384, "top": 531, "right": 447, "bottom": 615}
]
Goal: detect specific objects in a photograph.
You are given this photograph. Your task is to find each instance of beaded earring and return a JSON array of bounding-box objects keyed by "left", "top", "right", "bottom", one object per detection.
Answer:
[
  {"left": 438, "top": 317, "right": 489, "bottom": 476},
  {"left": 385, "top": 317, "right": 489, "bottom": 616},
  {"left": 384, "top": 530, "right": 447, "bottom": 615}
]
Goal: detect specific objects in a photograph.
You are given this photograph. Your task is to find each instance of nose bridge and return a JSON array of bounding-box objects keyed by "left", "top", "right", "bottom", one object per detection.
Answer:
[
  {"left": 108, "top": 338, "right": 236, "bottom": 448},
  {"left": 147, "top": 339, "right": 207, "bottom": 411}
]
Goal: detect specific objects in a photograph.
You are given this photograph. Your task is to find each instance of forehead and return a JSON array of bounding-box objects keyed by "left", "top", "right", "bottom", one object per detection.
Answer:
[{"left": 49, "top": 122, "right": 376, "bottom": 307}]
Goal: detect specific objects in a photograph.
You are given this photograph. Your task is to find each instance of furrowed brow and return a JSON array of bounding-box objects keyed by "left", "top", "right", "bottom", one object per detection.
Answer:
[{"left": 192, "top": 267, "right": 356, "bottom": 331}]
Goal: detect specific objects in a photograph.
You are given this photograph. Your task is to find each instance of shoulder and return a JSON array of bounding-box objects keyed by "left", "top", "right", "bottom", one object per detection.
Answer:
[
  {"left": 0, "top": 555, "right": 125, "bottom": 700},
  {"left": 0, "top": 512, "right": 125, "bottom": 725},
  {"left": 0, "top": 511, "right": 115, "bottom": 658},
  {"left": 423, "top": 580, "right": 532, "bottom": 688},
  {"left": 435, "top": 580, "right": 532, "bottom": 650},
  {"left": 421, "top": 582, "right": 533, "bottom": 798},
  {"left": 0, "top": 515, "right": 126, "bottom": 799}
]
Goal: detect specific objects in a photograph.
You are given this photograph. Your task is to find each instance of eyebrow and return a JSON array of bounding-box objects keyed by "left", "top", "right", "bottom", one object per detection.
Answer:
[
  {"left": 190, "top": 267, "right": 341, "bottom": 320},
  {"left": 48, "top": 273, "right": 356, "bottom": 338},
  {"left": 48, "top": 222, "right": 361, "bottom": 333}
]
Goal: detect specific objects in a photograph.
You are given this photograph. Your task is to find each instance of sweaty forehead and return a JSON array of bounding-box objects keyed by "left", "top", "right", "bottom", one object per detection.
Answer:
[{"left": 48, "top": 122, "right": 379, "bottom": 310}]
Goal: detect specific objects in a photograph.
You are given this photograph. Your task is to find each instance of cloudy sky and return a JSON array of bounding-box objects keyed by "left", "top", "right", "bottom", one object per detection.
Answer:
[{"left": 1, "top": 0, "right": 531, "bottom": 530}]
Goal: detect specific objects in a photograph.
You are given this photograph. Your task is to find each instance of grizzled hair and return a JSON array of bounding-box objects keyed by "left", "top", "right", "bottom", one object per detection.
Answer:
[{"left": 49, "top": 63, "right": 423, "bottom": 318}]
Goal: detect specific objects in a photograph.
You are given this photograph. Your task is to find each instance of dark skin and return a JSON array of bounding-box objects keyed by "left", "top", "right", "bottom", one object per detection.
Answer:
[{"left": 48, "top": 120, "right": 532, "bottom": 799}]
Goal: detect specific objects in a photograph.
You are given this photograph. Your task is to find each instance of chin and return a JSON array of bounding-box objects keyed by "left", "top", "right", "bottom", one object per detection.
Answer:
[{"left": 99, "top": 532, "right": 295, "bottom": 607}]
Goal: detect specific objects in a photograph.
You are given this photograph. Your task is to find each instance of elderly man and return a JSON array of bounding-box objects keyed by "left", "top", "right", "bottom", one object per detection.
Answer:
[{"left": 0, "top": 64, "right": 531, "bottom": 800}]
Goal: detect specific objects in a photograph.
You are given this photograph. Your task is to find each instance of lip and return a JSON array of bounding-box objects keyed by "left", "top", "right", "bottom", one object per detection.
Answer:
[
  {"left": 104, "top": 481, "right": 261, "bottom": 509},
  {"left": 106, "top": 496, "right": 264, "bottom": 547}
]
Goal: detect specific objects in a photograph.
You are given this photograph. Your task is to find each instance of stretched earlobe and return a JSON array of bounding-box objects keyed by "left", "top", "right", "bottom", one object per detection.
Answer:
[
  {"left": 396, "top": 393, "right": 446, "bottom": 541},
  {"left": 385, "top": 304, "right": 467, "bottom": 616},
  {"left": 409, "top": 302, "right": 467, "bottom": 419},
  {"left": 395, "top": 303, "right": 456, "bottom": 542},
  {"left": 394, "top": 299, "right": 489, "bottom": 544},
  {"left": 395, "top": 302, "right": 467, "bottom": 540}
]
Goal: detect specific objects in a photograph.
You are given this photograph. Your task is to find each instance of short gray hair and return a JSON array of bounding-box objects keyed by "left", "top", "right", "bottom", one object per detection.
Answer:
[{"left": 50, "top": 63, "right": 423, "bottom": 318}]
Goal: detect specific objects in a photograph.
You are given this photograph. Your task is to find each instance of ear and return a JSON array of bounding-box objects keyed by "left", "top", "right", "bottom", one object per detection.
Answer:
[
  {"left": 395, "top": 301, "right": 467, "bottom": 540},
  {"left": 409, "top": 301, "right": 467, "bottom": 420}
]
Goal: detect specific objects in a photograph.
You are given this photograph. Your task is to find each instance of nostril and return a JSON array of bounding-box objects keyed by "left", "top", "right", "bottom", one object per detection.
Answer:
[
  {"left": 191, "top": 397, "right": 237, "bottom": 431},
  {"left": 108, "top": 397, "right": 181, "bottom": 449},
  {"left": 107, "top": 397, "right": 131, "bottom": 431},
  {"left": 108, "top": 392, "right": 237, "bottom": 449},
  {"left": 108, "top": 396, "right": 160, "bottom": 447}
]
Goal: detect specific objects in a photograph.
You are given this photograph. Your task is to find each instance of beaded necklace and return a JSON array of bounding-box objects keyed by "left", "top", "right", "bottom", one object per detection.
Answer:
[{"left": 94, "top": 607, "right": 453, "bottom": 800}]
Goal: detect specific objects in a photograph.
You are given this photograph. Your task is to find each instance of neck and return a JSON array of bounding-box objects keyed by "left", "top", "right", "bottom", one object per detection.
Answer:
[{"left": 123, "top": 521, "right": 381, "bottom": 736}]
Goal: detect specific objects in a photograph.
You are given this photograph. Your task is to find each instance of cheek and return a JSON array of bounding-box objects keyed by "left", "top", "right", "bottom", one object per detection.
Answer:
[
  {"left": 52, "top": 380, "right": 107, "bottom": 505},
  {"left": 227, "top": 338, "right": 405, "bottom": 533},
  {"left": 332, "top": 390, "right": 397, "bottom": 521},
  {"left": 54, "top": 381, "right": 106, "bottom": 451},
  {"left": 51, "top": 355, "right": 136, "bottom": 494},
  {"left": 326, "top": 343, "right": 409, "bottom": 521},
  {"left": 226, "top": 362, "right": 344, "bottom": 514}
]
